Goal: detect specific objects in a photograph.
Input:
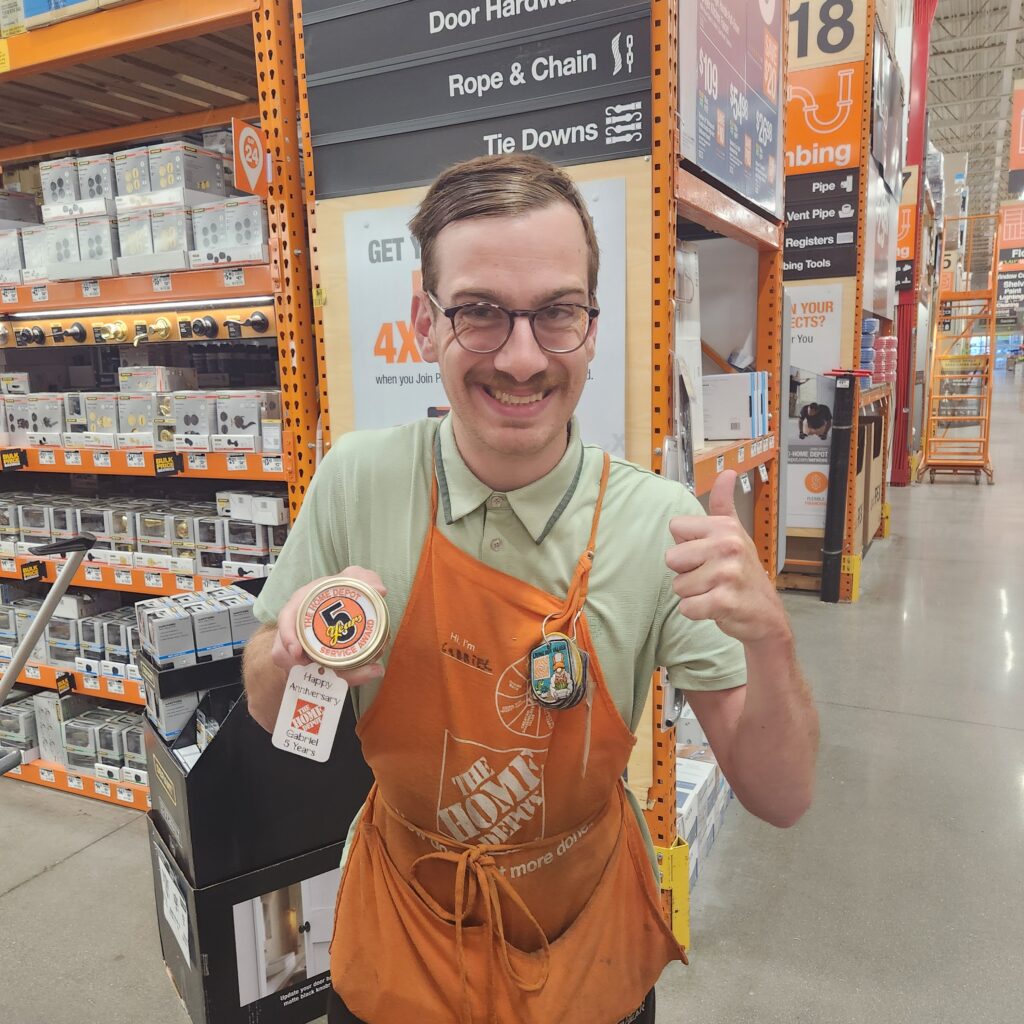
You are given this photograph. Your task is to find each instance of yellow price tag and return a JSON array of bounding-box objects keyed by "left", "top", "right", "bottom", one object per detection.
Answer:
[{"left": 0, "top": 40, "right": 11, "bottom": 74}]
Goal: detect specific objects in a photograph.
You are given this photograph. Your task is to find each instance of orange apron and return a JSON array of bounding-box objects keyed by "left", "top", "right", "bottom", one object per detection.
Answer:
[{"left": 330, "top": 454, "right": 685, "bottom": 1023}]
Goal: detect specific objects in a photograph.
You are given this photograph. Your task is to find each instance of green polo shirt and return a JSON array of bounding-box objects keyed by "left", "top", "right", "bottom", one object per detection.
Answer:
[{"left": 255, "top": 416, "right": 746, "bottom": 726}]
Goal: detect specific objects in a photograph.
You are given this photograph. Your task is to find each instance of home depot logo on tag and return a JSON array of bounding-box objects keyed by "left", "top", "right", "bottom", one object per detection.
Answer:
[{"left": 291, "top": 699, "right": 326, "bottom": 735}]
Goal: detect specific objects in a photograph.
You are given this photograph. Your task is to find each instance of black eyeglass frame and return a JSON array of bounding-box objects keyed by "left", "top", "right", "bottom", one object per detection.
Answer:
[{"left": 427, "top": 292, "right": 600, "bottom": 354}]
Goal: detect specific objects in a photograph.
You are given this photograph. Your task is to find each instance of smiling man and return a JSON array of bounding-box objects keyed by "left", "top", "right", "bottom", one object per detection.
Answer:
[{"left": 243, "top": 154, "right": 818, "bottom": 1024}]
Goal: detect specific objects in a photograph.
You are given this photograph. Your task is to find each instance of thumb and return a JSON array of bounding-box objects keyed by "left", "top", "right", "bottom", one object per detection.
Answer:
[{"left": 709, "top": 470, "right": 739, "bottom": 518}]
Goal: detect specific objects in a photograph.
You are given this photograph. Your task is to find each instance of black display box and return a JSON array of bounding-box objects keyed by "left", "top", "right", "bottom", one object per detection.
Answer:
[
  {"left": 148, "top": 818, "right": 345, "bottom": 1024},
  {"left": 146, "top": 689, "right": 373, "bottom": 887}
]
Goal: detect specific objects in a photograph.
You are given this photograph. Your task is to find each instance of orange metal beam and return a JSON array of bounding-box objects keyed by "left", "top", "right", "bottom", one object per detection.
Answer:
[
  {"left": 0, "top": 0, "right": 257, "bottom": 80},
  {"left": 677, "top": 167, "right": 783, "bottom": 252},
  {"left": 701, "top": 341, "right": 734, "bottom": 374},
  {"left": 0, "top": 102, "right": 260, "bottom": 166}
]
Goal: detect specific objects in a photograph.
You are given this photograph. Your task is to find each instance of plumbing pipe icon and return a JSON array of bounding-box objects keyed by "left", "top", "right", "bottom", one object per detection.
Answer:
[{"left": 788, "top": 68, "right": 855, "bottom": 133}]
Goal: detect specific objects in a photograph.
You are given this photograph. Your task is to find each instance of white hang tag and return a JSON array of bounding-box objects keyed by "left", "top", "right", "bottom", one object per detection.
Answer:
[{"left": 271, "top": 663, "right": 349, "bottom": 762}]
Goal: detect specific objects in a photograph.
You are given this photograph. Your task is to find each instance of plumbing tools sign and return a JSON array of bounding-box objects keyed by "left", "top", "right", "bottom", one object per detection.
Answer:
[
  {"left": 678, "top": 0, "right": 785, "bottom": 216},
  {"left": 784, "top": 167, "right": 859, "bottom": 280},
  {"left": 303, "top": 0, "right": 651, "bottom": 198}
]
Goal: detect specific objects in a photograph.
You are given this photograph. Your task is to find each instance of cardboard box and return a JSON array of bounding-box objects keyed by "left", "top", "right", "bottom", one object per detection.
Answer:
[
  {"left": 151, "top": 206, "right": 194, "bottom": 254},
  {"left": 32, "top": 691, "right": 93, "bottom": 767},
  {"left": 113, "top": 147, "right": 153, "bottom": 196},
  {"left": 40, "top": 158, "right": 81, "bottom": 204},
  {"left": 46, "top": 220, "right": 81, "bottom": 266},
  {"left": 863, "top": 415, "right": 885, "bottom": 548},
  {"left": 852, "top": 421, "right": 869, "bottom": 556},
  {"left": 77, "top": 215, "right": 120, "bottom": 261},
  {"left": 117, "top": 209, "right": 154, "bottom": 257},
  {"left": 0, "top": 189, "right": 41, "bottom": 225},
  {"left": 19, "top": 224, "right": 48, "bottom": 280},
  {"left": 148, "top": 143, "right": 225, "bottom": 195},
  {"left": 147, "top": 820, "right": 348, "bottom": 1024},
  {"left": 118, "top": 365, "right": 197, "bottom": 393},
  {"left": 77, "top": 155, "right": 117, "bottom": 200},
  {"left": 0, "top": 230, "right": 24, "bottom": 283}
]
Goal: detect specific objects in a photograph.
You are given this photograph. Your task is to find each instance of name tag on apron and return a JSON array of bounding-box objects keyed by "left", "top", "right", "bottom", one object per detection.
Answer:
[
  {"left": 271, "top": 663, "right": 349, "bottom": 761},
  {"left": 529, "top": 633, "right": 587, "bottom": 709}
]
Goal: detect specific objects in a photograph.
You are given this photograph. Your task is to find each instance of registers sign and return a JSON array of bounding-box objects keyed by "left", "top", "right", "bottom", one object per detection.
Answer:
[
  {"left": 304, "top": 0, "right": 651, "bottom": 197},
  {"left": 784, "top": 168, "right": 860, "bottom": 280}
]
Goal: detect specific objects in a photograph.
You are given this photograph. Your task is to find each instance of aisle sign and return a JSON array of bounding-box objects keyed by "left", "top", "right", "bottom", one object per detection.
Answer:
[
  {"left": 232, "top": 117, "right": 269, "bottom": 198},
  {"left": 786, "top": 0, "right": 867, "bottom": 71},
  {"left": 784, "top": 167, "right": 859, "bottom": 280},
  {"left": 1009, "top": 80, "right": 1024, "bottom": 199},
  {"left": 785, "top": 62, "right": 863, "bottom": 176},
  {"left": 304, "top": 0, "right": 652, "bottom": 198},
  {"left": 334, "top": 175, "right": 627, "bottom": 454},
  {"left": 679, "top": 0, "right": 784, "bottom": 216},
  {"left": 896, "top": 166, "right": 919, "bottom": 293}
]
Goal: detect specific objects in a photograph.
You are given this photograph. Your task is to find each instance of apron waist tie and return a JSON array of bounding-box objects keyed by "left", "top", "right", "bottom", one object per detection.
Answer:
[{"left": 409, "top": 846, "right": 551, "bottom": 1024}]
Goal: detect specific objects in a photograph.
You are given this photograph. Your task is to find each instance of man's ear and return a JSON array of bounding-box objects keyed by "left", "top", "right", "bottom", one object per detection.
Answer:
[{"left": 412, "top": 291, "right": 438, "bottom": 363}]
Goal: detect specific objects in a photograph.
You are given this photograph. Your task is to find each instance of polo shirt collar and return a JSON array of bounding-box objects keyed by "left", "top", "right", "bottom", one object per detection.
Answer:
[{"left": 435, "top": 416, "right": 586, "bottom": 544}]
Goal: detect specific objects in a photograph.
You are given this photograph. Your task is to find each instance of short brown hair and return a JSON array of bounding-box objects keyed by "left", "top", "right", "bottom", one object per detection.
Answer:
[{"left": 409, "top": 154, "right": 599, "bottom": 299}]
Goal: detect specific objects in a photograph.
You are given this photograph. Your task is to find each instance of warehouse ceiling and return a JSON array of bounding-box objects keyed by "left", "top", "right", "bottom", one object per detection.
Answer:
[{"left": 929, "top": 0, "right": 1024, "bottom": 269}]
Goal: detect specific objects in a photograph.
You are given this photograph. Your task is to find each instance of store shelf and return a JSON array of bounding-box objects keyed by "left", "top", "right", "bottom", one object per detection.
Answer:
[
  {"left": 693, "top": 437, "right": 777, "bottom": 496},
  {"left": 15, "top": 661, "right": 145, "bottom": 706},
  {"left": 8, "top": 442, "right": 293, "bottom": 483},
  {"left": 676, "top": 166, "right": 783, "bottom": 252},
  {"left": 0, "top": 0, "right": 258, "bottom": 159},
  {"left": 0, "top": 554, "right": 210, "bottom": 596},
  {"left": 4, "top": 758, "right": 149, "bottom": 811},
  {"left": 0, "top": 266, "right": 274, "bottom": 313}
]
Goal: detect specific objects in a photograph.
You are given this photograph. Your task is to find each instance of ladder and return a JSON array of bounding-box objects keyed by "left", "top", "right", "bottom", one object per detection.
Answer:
[{"left": 917, "top": 214, "right": 997, "bottom": 485}]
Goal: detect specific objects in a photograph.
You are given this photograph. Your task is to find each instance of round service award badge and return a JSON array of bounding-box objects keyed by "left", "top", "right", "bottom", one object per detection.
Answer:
[{"left": 296, "top": 577, "right": 390, "bottom": 670}]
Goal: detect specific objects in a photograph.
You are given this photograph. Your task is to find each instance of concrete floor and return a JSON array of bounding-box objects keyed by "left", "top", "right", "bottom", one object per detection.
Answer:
[{"left": 1, "top": 375, "right": 1022, "bottom": 1024}]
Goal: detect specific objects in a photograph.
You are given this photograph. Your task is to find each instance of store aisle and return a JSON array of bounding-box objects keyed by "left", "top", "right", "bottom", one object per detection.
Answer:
[
  {"left": 2, "top": 376, "right": 1022, "bottom": 1024},
  {"left": 660, "top": 371, "right": 1024, "bottom": 1023}
]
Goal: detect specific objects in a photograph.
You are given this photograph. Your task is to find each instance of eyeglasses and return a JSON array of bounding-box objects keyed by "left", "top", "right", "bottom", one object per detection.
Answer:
[{"left": 427, "top": 293, "right": 599, "bottom": 354}]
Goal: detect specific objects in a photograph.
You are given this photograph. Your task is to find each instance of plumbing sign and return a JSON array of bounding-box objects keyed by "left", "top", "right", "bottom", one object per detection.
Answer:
[
  {"left": 785, "top": 62, "right": 863, "bottom": 175},
  {"left": 783, "top": 167, "right": 859, "bottom": 281}
]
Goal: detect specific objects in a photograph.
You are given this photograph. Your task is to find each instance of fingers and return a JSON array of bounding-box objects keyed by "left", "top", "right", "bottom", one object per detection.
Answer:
[
  {"left": 342, "top": 661, "right": 387, "bottom": 687},
  {"left": 671, "top": 561, "right": 722, "bottom": 603},
  {"left": 665, "top": 537, "right": 716, "bottom": 575},
  {"left": 708, "top": 470, "right": 739, "bottom": 518},
  {"left": 340, "top": 565, "right": 388, "bottom": 597},
  {"left": 668, "top": 515, "right": 714, "bottom": 544}
]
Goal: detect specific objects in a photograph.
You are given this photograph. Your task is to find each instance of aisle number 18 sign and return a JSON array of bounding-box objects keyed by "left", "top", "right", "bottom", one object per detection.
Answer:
[{"left": 787, "top": 0, "right": 867, "bottom": 70}]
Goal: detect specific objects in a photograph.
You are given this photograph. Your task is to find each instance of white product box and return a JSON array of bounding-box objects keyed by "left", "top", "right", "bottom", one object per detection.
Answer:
[
  {"left": 188, "top": 243, "right": 268, "bottom": 269},
  {"left": 148, "top": 143, "right": 225, "bottom": 194},
  {"left": 114, "top": 186, "right": 214, "bottom": 214},
  {"left": 32, "top": 692, "right": 93, "bottom": 767},
  {"left": 116, "top": 393, "right": 160, "bottom": 435},
  {"left": 76, "top": 155, "right": 117, "bottom": 200},
  {"left": 151, "top": 206, "right": 194, "bottom": 254},
  {"left": 702, "top": 373, "right": 759, "bottom": 441},
  {"left": 94, "top": 763, "right": 122, "bottom": 781},
  {"left": 113, "top": 147, "right": 152, "bottom": 196},
  {"left": 207, "top": 589, "right": 259, "bottom": 651},
  {"left": 0, "top": 230, "right": 23, "bottom": 283},
  {"left": 0, "top": 189, "right": 40, "bottom": 225},
  {"left": 194, "top": 517, "right": 226, "bottom": 548},
  {"left": 0, "top": 699, "right": 37, "bottom": 743},
  {"left": 18, "top": 225, "right": 49, "bottom": 280},
  {"left": 46, "top": 220, "right": 81, "bottom": 266},
  {"left": 677, "top": 704, "right": 708, "bottom": 748},
  {"left": 123, "top": 723, "right": 147, "bottom": 770},
  {"left": 116, "top": 209, "right": 154, "bottom": 257},
  {"left": 189, "top": 600, "right": 233, "bottom": 663},
  {"left": 77, "top": 215, "right": 120, "bottom": 261},
  {"left": 40, "top": 158, "right": 82, "bottom": 204},
  {"left": 191, "top": 199, "right": 227, "bottom": 251},
  {"left": 85, "top": 393, "right": 119, "bottom": 433},
  {"left": 225, "top": 520, "right": 270, "bottom": 553},
  {"left": 201, "top": 129, "right": 233, "bottom": 156},
  {"left": 219, "top": 490, "right": 254, "bottom": 521},
  {"left": 222, "top": 196, "right": 269, "bottom": 247},
  {"left": 1, "top": 374, "right": 30, "bottom": 395},
  {"left": 118, "top": 365, "right": 197, "bottom": 392},
  {"left": 145, "top": 688, "right": 201, "bottom": 742},
  {"left": 41, "top": 196, "right": 118, "bottom": 223},
  {"left": 222, "top": 561, "right": 268, "bottom": 579},
  {"left": 115, "top": 252, "right": 191, "bottom": 276},
  {"left": 250, "top": 495, "right": 289, "bottom": 527},
  {"left": 122, "top": 766, "right": 149, "bottom": 786},
  {"left": 136, "top": 599, "right": 195, "bottom": 670}
]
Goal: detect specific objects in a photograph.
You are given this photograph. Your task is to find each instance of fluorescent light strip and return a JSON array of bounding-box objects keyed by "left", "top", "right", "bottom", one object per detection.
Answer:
[{"left": 7, "top": 296, "right": 276, "bottom": 319}]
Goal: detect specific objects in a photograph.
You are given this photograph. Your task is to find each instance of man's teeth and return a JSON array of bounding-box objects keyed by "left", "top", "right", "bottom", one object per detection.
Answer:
[{"left": 490, "top": 389, "right": 546, "bottom": 406}]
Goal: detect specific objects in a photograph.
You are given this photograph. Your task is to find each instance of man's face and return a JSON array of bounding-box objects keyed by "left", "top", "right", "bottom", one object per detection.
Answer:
[{"left": 413, "top": 202, "right": 596, "bottom": 467}]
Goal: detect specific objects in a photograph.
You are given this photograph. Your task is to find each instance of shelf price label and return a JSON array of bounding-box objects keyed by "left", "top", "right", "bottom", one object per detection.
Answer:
[
  {"left": 787, "top": 0, "right": 866, "bottom": 70},
  {"left": 227, "top": 454, "right": 248, "bottom": 472},
  {"left": 56, "top": 671, "right": 74, "bottom": 696},
  {"left": 737, "top": 446, "right": 746, "bottom": 463},
  {"left": 116, "top": 786, "right": 134, "bottom": 804},
  {"left": 224, "top": 268, "right": 245, "bottom": 287},
  {"left": 20, "top": 560, "right": 46, "bottom": 582},
  {"left": 716, "top": 455, "right": 725, "bottom": 473},
  {"left": 82, "top": 675, "right": 101, "bottom": 691},
  {"left": 758, "top": 463, "right": 770, "bottom": 483},
  {"left": 39, "top": 767, "right": 56, "bottom": 783},
  {"left": 107, "top": 678, "right": 125, "bottom": 696},
  {"left": 91, "top": 450, "right": 112, "bottom": 469},
  {"left": 1, "top": 287, "right": 17, "bottom": 304},
  {"left": 1, "top": 557, "right": 15, "bottom": 573},
  {"left": 114, "top": 568, "right": 134, "bottom": 586},
  {"left": 84, "top": 565, "right": 103, "bottom": 583},
  {"left": 262, "top": 455, "right": 283, "bottom": 474},
  {"left": 81, "top": 280, "right": 101, "bottom": 298},
  {"left": 739, "top": 473, "right": 752, "bottom": 494},
  {"left": 175, "top": 575, "right": 195, "bottom": 591},
  {"left": 126, "top": 451, "right": 146, "bottom": 469},
  {"left": 144, "top": 571, "right": 163, "bottom": 588},
  {"left": 94, "top": 780, "right": 111, "bottom": 797},
  {"left": 187, "top": 453, "right": 208, "bottom": 472},
  {"left": 64, "top": 450, "right": 82, "bottom": 467},
  {"left": 38, "top": 448, "right": 56, "bottom": 466},
  {"left": 152, "top": 274, "right": 172, "bottom": 292},
  {"left": 68, "top": 775, "right": 84, "bottom": 791},
  {"left": 24, "top": 664, "right": 40, "bottom": 680},
  {"left": 31, "top": 285, "right": 49, "bottom": 303}
]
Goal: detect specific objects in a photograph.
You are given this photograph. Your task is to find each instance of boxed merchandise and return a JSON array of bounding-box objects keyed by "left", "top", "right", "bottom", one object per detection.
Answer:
[
  {"left": 251, "top": 494, "right": 288, "bottom": 527},
  {"left": 56, "top": 589, "right": 121, "bottom": 620},
  {"left": 148, "top": 820, "right": 348, "bottom": 1024},
  {"left": 0, "top": 230, "right": 24, "bottom": 284},
  {"left": 45, "top": 617, "right": 80, "bottom": 666},
  {"left": 225, "top": 520, "right": 270, "bottom": 554},
  {"left": 18, "top": 501, "right": 51, "bottom": 535},
  {"left": 76, "top": 154, "right": 117, "bottom": 200},
  {"left": 148, "top": 143, "right": 225, "bottom": 194},
  {"left": 194, "top": 517, "right": 226, "bottom": 549},
  {"left": 116, "top": 393, "right": 161, "bottom": 437},
  {"left": 173, "top": 391, "right": 217, "bottom": 450},
  {"left": 1, "top": 373, "right": 31, "bottom": 395},
  {"left": 113, "top": 147, "right": 152, "bottom": 196},
  {"left": 32, "top": 691, "right": 93, "bottom": 767},
  {"left": 97, "top": 716, "right": 138, "bottom": 767},
  {"left": 146, "top": 686, "right": 202, "bottom": 742},
  {"left": 0, "top": 698, "right": 37, "bottom": 744},
  {"left": 123, "top": 722, "right": 147, "bottom": 770},
  {"left": 702, "top": 372, "right": 763, "bottom": 441},
  {"left": 39, "top": 158, "right": 81, "bottom": 204},
  {"left": 27, "top": 393, "right": 66, "bottom": 445},
  {"left": 19, "top": 224, "right": 49, "bottom": 280},
  {"left": 85, "top": 392, "right": 119, "bottom": 433},
  {"left": 201, "top": 129, "right": 233, "bottom": 156},
  {"left": 118, "top": 365, "right": 197, "bottom": 392},
  {"left": 863, "top": 415, "right": 885, "bottom": 548},
  {"left": 0, "top": 189, "right": 42, "bottom": 226},
  {"left": 136, "top": 598, "right": 197, "bottom": 671},
  {"left": 191, "top": 199, "right": 226, "bottom": 251},
  {"left": 46, "top": 220, "right": 81, "bottom": 266},
  {"left": 5, "top": 395, "right": 31, "bottom": 444},
  {"left": 222, "top": 196, "right": 269, "bottom": 247},
  {"left": 77, "top": 215, "right": 120, "bottom": 260},
  {"left": 62, "top": 716, "right": 102, "bottom": 774},
  {"left": 151, "top": 206, "right": 194, "bottom": 254},
  {"left": 117, "top": 209, "right": 154, "bottom": 257}
]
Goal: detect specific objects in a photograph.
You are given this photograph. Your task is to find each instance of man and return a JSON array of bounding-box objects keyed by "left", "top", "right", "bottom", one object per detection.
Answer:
[
  {"left": 244, "top": 154, "right": 818, "bottom": 1024},
  {"left": 799, "top": 402, "right": 833, "bottom": 440}
]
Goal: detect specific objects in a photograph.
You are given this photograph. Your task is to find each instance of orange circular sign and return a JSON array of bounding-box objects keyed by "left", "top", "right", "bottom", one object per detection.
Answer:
[
  {"left": 297, "top": 578, "right": 390, "bottom": 669},
  {"left": 805, "top": 471, "right": 829, "bottom": 494}
]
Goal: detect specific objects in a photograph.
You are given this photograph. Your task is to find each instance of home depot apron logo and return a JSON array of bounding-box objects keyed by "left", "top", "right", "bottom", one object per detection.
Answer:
[
  {"left": 436, "top": 734, "right": 546, "bottom": 845},
  {"left": 291, "top": 698, "right": 326, "bottom": 735}
]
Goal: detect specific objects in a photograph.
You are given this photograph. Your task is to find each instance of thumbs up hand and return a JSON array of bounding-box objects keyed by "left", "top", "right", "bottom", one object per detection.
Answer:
[{"left": 666, "top": 471, "right": 788, "bottom": 645}]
